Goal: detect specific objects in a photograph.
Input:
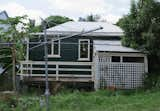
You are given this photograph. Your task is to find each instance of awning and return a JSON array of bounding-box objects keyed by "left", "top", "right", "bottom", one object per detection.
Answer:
[{"left": 93, "top": 40, "right": 141, "bottom": 53}]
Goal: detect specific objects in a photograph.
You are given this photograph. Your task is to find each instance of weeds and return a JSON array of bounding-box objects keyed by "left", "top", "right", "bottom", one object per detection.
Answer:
[{"left": 0, "top": 89, "right": 160, "bottom": 111}]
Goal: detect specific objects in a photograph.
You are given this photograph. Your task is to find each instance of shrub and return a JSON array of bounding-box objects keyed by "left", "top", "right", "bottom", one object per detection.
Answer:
[{"left": 144, "top": 72, "right": 160, "bottom": 90}]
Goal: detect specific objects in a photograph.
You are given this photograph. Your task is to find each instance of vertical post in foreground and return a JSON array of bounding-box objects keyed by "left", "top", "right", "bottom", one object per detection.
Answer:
[
  {"left": 43, "top": 20, "right": 50, "bottom": 111},
  {"left": 12, "top": 44, "right": 16, "bottom": 92}
]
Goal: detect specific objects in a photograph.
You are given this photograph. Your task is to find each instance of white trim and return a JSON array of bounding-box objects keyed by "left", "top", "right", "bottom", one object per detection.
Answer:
[
  {"left": 97, "top": 52, "right": 145, "bottom": 57},
  {"left": 78, "top": 58, "right": 90, "bottom": 61},
  {"left": 25, "top": 37, "right": 29, "bottom": 61},
  {"left": 20, "top": 61, "right": 92, "bottom": 65},
  {"left": 78, "top": 39, "right": 90, "bottom": 61},
  {"left": 32, "top": 31, "right": 124, "bottom": 36},
  {"left": 30, "top": 32, "right": 123, "bottom": 38},
  {"left": 144, "top": 56, "right": 148, "bottom": 73},
  {"left": 18, "top": 74, "right": 92, "bottom": 77},
  {"left": 48, "top": 38, "right": 61, "bottom": 58},
  {"left": 97, "top": 52, "right": 147, "bottom": 64},
  {"left": 48, "top": 55, "right": 61, "bottom": 58}
]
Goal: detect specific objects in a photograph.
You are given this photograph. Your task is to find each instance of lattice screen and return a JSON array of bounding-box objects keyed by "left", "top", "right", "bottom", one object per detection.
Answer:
[{"left": 98, "top": 55, "right": 145, "bottom": 89}]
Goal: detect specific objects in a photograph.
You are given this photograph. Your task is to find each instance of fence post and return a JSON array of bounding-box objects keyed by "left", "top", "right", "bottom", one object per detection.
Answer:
[
  {"left": 92, "top": 62, "right": 95, "bottom": 82},
  {"left": 20, "top": 62, "right": 23, "bottom": 74},
  {"left": 20, "top": 62, "right": 23, "bottom": 80},
  {"left": 144, "top": 55, "right": 148, "bottom": 73},
  {"left": 94, "top": 53, "right": 100, "bottom": 90},
  {"left": 30, "top": 63, "right": 33, "bottom": 76},
  {"left": 56, "top": 64, "right": 59, "bottom": 81}
]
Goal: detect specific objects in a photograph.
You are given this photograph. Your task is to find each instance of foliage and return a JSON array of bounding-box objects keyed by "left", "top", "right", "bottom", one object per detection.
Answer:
[
  {"left": 144, "top": 72, "right": 160, "bottom": 89},
  {"left": 28, "top": 24, "right": 43, "bottom": 33},
  {"left": 0, "top": 16, "right": 30, "bottom": 91},
  {"left": 1, "top": 90, "right": 160, "bottom": 111},
  {"left": 45, "top": 16, "right": 73, "bottom": 28},
  {"left": 27, "top": 15, "right": 73, "bottom": 32},
  {"left": 0, "top": 69, "right": 13, "bottom": 91},
  {"left": 79, "top": 14, "right": 101, "bottom": 22},
  {"left": 0, "top": 15, "right": 29, "bottom": 62},
  {"left": 117, "top": 0, "right": 160, "bottom": 73}
]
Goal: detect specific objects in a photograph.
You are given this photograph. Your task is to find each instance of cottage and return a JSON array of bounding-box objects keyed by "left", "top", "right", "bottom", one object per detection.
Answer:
[{"left": 18, "top": 21, "right": 148, "bottom": 90}]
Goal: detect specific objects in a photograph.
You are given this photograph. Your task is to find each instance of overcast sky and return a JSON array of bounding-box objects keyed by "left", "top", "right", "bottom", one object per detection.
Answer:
[{"left": 0, "top": 0, "right": 133, "bottom": 24}]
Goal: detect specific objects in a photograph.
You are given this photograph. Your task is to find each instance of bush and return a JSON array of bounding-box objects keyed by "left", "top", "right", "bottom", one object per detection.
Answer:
[
  {"left": 144, "top": 72, "right": 160, "bottom": 89},
  {"left": 0, "top": 93, "right": 18, "bottom": 110},
  {"left": 0, "top": 71, "right": 13, "bottom": 91}
]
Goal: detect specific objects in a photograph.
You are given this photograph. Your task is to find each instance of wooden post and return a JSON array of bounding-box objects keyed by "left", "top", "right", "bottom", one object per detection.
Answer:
[
  {"left": 30, "top": 63, "right": 33, "bottom": 76},
  {"left": 56, "top": 64, "right": 59, "bottom": 81},
  {"left": 94, "top": 52, "right": 99, "bottom": 90},
  {"left": 144, "top": 55, "right": 148, "bottom": 73},
  {"left": 91, "top": 62, "right": 94, "bottom": 81},
  {"left": 25, "top": 37, "right": 29, "bottom": 61},
  {"left": 11, "top": 44, "right": 16, "bottom": 92},
  {"left": 20, "top": 62, "right": 23, "bottom": 80}
]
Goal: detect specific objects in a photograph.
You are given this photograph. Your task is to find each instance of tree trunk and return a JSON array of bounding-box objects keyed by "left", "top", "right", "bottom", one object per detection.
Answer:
[{"left": 11, "top": 45, "right": 16, "bottom": 92}]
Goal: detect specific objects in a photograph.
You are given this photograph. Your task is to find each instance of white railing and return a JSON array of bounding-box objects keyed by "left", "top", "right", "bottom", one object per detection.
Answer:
[{"left": 18, "top": 61, "right": 94, "bottom": 82}]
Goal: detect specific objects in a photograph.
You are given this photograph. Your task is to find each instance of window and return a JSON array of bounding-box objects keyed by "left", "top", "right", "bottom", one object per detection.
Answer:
[
  {"left": 112, "top": 56, "right": 120, "bottom": 62},
  {"left": 78, "top": 39, "right": 90, "bottom": 61},
  {"left": 48, "top": 39, "right": 60, "bottom": 57},
  {"left": 123, "top": 57, "right": 144, "bottom": 63}
]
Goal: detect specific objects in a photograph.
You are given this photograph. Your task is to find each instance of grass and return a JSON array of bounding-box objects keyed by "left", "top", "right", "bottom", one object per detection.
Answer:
[{"left": 0, "top": 89, "right": 160, "bottom": 111}]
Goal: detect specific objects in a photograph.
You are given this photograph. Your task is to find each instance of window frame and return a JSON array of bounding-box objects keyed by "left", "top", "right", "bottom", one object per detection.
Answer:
[
  {"left": 78, "top": 39, "right": 90, "bottom": 61},
  {"left": 48, "top": 38, "right": 61, "bottom": 58}
]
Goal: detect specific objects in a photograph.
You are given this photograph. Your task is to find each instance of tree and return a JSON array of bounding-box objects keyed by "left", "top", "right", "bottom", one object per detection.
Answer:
[
  {"left": 78, "top": 14, "right": 101, "bottom": 22},
  {"left": 26, "top": 16, "right": 73, "bottom": 32},
  {"left": 45, "top": 16, "right": 73, "bottom": 28},
  {"left": 0, "top": 16, "right": 29, "bottom": 91},
  {"left": 27, "top": 19, "right": 43, "bottom": 33},
  {"left": 117, "top": 0, "right": 160, "bottom": 73}
]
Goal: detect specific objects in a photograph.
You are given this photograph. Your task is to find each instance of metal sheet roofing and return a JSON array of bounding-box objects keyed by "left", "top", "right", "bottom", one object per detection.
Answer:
[
  {"left": 94, "top": 40, "right": 141, "bottom": 53},
  {"left": 46, "top": 21, "right": 124, "bottom": 36}
]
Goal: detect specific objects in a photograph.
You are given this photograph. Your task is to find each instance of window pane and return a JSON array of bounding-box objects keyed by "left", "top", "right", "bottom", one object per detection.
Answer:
[
  {"left": 48, "top": 43, "right": 51, "bottom": 54},
  {"left": 53, "top": 40, "right": 59, "bottom": 55},
  {"left": 123, "top": 57, "right": 144, "bottom": 63},
  {"left": 112, "top": 56, "right": 120, "bottom": 62},
  {"left": 80, "top": 41, "right": 88, "bottom": 58}
]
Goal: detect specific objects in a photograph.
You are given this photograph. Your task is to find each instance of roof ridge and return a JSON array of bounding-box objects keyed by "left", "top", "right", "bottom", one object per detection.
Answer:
[{"left": 67, "top": 21, "right": 112, "bottom": 24}]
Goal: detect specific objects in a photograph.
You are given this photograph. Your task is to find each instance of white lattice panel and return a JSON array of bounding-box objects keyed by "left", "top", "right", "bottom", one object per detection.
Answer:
[{"left": 98, "top": 56, "right": 145, "bottom": 89}]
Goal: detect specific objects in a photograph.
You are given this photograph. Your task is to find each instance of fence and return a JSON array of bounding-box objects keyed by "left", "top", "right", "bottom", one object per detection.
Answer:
[{"left": 97, "top": 56, "right": 145, "bottom": 89}]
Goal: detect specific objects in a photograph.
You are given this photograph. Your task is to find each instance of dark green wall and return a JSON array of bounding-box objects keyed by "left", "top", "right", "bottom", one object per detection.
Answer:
[{"left": 29, "top": 36, "right": 120, "bottom": 62}]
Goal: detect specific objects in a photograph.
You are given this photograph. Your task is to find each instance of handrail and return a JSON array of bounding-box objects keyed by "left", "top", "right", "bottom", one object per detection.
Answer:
[
  {"left": 20, "top": 61, "right": 92, "bottom": 65},
  {"left": 19, "top": 61, "right": 94, "bottom": 82}
]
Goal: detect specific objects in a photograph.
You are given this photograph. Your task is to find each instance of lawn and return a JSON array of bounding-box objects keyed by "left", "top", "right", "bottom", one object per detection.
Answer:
[{"left": 0, "top": 89, "right": 160, "bottom": 111}]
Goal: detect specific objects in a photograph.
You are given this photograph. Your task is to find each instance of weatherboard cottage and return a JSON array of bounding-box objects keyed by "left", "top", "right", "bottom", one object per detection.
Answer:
[{"left": 18, "top": 21, "right": 148, "bottom": 90}]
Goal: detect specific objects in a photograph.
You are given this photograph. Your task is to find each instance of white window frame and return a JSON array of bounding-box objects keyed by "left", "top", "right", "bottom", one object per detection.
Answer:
[
  {"left": 78, "top": 39, "right": 90, "bottom": 61},
  {"left": 48, "top": 38, "right": 61, "bottom": 58}
]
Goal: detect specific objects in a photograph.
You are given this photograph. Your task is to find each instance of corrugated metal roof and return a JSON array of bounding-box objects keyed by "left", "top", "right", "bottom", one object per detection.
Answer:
[
  {"left": 94, "top": 40, "right": 141, "bottom": 53},
  {"left": 46, "top": 21, "right": 124, "bottom": 36}
]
